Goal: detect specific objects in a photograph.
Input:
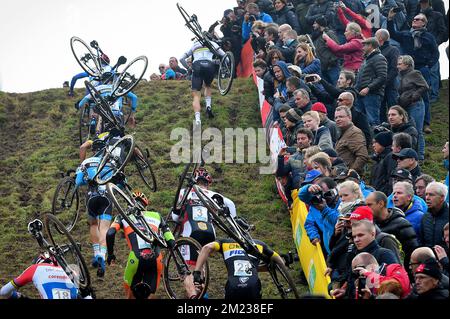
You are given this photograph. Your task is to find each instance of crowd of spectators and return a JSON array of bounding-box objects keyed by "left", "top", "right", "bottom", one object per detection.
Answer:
[
  {"left": 215, "top": 0, "right": 448, "bottom": 300},
  {"left": 151, "top": 0, "right": 448, "bottom": 299}
]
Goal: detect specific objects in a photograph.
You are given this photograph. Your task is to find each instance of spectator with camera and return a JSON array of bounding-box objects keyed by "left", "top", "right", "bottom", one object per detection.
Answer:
[
  {"left": 242, "top": 2, "right": 273, "bottom": 42},
  {"left": 421, "top": 182, "right": 449, "bottom": 248},
  {"left": 275, "top": 29, "right": 299, "bottom": 64},
  {"left": 334, "top": 106, "right": 369, "bottom": 175},
  {"left": 277, "top": 127, "right": 314, "bottom": 202},
  {"left": 337, "top": 1, "right": 372, "bottom": 39},
  {"left": 312, "top": 102, "right": 339, "bottom": 145},
  {"left": 350, "top": 252, "right": 411, "bottom": 299},
  {"left": 300, "top": 174, "right": 341, "bottom": 254},
  {"left": 366, "top": 191, "right": 420, "bottom": 269},
  {"left": 221, "top": 9, "right": 243, "bottom": 69},
  {"left": 272, "top": 0, "right": 301, "bottom": 33}
]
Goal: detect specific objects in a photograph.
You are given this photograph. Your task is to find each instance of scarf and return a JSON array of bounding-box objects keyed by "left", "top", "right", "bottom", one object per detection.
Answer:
[
  {"left": 411, "top": 27, "right": 427, "bottom": 49},
  {"left": 338, "top": 199, "right": 364, "bottom": 216}
]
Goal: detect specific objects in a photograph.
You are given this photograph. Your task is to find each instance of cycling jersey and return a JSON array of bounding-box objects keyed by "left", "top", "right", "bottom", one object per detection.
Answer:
[
  {"left": 212, "top": 238, "right": 279, "bottom": 299},
  {"left": 171, "top": 188, "right": 237, "bottom": 246},
  {"left": 78, "top": 84, "right": 138, "bottom": 114},
  {"left": 181, "top": 40, "right": 225, "bottom": 64},
  {"left": 0, "top": 264, "right": 78, "bottom": 299},
  {"left": 107, "top": 212, "right": 175, "bottom": 294}
]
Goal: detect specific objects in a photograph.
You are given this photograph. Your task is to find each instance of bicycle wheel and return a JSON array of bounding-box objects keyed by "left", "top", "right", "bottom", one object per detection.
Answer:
[
  {"left": 133, "top": 145, "right": 157, "bottom": 192},
  {"left": 163, "top": 237, "right": 209, "bottom": 299},
  {"left": 51, "top": 177, "right": 80, "bottom": 233},
  {"left": 218, "top": 52, "right": 235, "bottom": 96},
  {"left": 106, "top": 183, "right": 165, "bottom": 245},
  {"left": 44, "top": 214, "right": 91, "bottom": 290},
  {"left": 70, "top": 36, "right": 101, "bottom": 77},
  {"left": 172, "top": 161, "right": 199, "bottom": 212},
  {"left": 111, "top": 56, "right": 148, "bottom": 98},
  {"left": 267, "top": 261, "right": 300, "bottom": 299},
  {"left": 177, "top": 3, "right": 192, "bottom": 25},
  {"left": 79, "top": 104, "right": 93, "bottom": 145},
  {"left": 94, "top": 135, "right": 135, "bottom": 185}
]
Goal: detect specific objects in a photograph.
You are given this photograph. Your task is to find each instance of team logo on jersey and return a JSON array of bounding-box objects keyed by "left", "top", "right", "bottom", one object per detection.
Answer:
[
  {"left": 197, "top": 222, "right": 208, "bottom": 230},
  {"left": 239, "top": 277, "right": 249, "bottom": 284}
]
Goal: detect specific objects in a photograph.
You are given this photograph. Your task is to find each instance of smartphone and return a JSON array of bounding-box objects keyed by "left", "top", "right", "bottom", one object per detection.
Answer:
[
  {"left": 392, "top": 7, "right": 402, "bottom": 13},
  {"left": 304, "top": 75, "right": 316, "bottom": 83}
]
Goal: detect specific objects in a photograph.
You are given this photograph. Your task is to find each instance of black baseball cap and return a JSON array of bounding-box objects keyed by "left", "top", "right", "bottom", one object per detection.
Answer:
[
  {"left": 391, "top": 168, "right": 413, "bottom": 182},
  {"left": 392, "top": 148, "right": 419, "bottom": 161}
]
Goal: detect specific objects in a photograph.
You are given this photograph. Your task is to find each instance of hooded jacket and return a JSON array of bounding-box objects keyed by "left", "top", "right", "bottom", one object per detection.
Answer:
[{"left": 274, "top": 61, "right": 292, "bottom": 100}]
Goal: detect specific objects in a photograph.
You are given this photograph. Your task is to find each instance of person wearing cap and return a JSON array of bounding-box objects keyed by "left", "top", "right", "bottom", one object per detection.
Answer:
[
  {"left": 409, "top": 247, "right": 450, "bottom": 288},
  {"left": 366, "top": 191, "right": 419, "bottom": 270},
  {"left": 407, "top": 259, "right": 449, "bottom": 299},
  {"left": 370, "top": 131, "right": 393, "bottom": 195},
  {"left": 302, "top": 111, "right": 333, "bottom": 150},
  {"left": 283, "top": 108, "right": 304, "bottom": 147},
  {"left": 299, "top": 173, "right": 341, "bottom": 254},
  {"left": 390, "top": 182, "right": 425, "bottom": 240},
  {"left": 392, "top": 148, "right": 422, "bottom": 182},
  {"left": 421, "top": 182, "right": 449, "bottom": 248},
  {"left": 354, "top": 37, "right": 387, "bottom": 127},
  {"left": 334, "top": 106, "right": 369, "bottom": 175},
  {"left": 312, "top": 102, "right": 339, "bottom": 145}
]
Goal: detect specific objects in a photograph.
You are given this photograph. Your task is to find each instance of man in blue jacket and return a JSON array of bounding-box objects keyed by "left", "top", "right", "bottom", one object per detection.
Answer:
[
  {"left": 299, "top": 171, "right": 341, "bottom": 255},
  {"left": 242, "top": 2, "right": 273, "bottom": 42}
]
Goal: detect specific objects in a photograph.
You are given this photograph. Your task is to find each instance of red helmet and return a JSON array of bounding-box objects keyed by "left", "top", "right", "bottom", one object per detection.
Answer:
[
  {"left": 132, "top": 191, "right": 149, "bottom": 207},
  {"left": 194, "top": 167, "right": 212, "bottom": 185},
  {"left": 34, "top": 252, "right": 58, "bottom": 266},
  {"left": 100, "top": 53, "right": 110, "bottom": 65}
]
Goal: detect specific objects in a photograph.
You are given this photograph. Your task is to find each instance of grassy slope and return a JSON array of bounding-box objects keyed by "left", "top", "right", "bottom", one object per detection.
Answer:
[{"left": 0, "top": 79, "right": 447, "bottom": 299}]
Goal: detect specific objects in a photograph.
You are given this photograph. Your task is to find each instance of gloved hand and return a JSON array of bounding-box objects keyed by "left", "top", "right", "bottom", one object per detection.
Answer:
[{"left": 107, "top": 253, "right": 116, "bottom": 265}]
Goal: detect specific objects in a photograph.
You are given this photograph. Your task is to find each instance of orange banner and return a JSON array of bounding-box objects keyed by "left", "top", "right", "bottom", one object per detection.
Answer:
[{"left": 236, "top": 40, "right": 254, "bottom": 78}]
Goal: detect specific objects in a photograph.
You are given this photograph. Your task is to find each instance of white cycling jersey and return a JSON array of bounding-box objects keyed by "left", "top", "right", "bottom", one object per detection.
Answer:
[{"left": 180, "top": 40, "right": 225, "bottom": 66}]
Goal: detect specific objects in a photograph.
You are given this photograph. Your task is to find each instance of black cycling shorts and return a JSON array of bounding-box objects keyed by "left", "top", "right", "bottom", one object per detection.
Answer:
[
  {"left": 225, "top": 277, "right": 262, "bottom": 299},
  {"left": 87, "top": 194, "right": 112, "bottom": 221},
  {"left": 191, "top": 60, "right": 216, "bottom": 91}
]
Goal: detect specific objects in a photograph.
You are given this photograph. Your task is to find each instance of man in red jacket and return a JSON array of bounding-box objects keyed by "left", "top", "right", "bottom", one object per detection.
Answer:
[{"left": 352, "top": 252, "right": 411, "bottom": 299}]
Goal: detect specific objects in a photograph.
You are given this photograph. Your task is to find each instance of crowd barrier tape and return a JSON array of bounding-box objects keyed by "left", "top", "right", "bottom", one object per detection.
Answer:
[{"left": 247, "top": 48, "right": 332, "bottom": 297}]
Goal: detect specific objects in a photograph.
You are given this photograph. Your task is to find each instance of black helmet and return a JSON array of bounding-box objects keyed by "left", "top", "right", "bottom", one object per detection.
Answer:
[{"left": 92, "top": 139, "right": 107, "bottom": 152}]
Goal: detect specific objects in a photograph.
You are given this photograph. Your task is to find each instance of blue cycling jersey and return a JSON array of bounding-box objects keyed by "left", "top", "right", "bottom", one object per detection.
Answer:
[
  {"left": 77, "top": 84, "right": 138, "bottom": 114},
  {"left": 75, "top": 156, "right": 113, "bottom": 191}
]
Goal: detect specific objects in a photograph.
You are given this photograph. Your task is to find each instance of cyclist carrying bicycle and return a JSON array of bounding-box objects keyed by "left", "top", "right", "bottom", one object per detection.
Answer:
[
  {"left": 106, "top": 191, "right": 176, "bottom": 299},
  {"left": 171, "top": 167, "right": 236, "bottom": 248},
  {"left": 190, "top": 238, "right": 285, "bottom": 299},
  {"left": 180, "top": 38, "right": 226, "bottom": 125},
  {"left": 75, "top": 140, "right": 117, "bottom": 278}
]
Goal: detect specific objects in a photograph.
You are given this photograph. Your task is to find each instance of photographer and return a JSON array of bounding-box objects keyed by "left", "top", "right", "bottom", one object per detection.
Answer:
[
  {"left": 221, "top": 9, "right": 243, "bottom": 69},
  {"left": 351, "top": 252, "right": 411, "bottom": 299},
  {"left": 299, "top": 174, "right": 341, "bottom": 255},
  {"left": 242, "top": 3, "right": 273, "bottom": 42}
]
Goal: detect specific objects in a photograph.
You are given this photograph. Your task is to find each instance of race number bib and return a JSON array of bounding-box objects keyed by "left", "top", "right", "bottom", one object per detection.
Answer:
[
  {"left": 192, "top": 206, "right": 208, "bottom": 222},
  {"left": 136, "top": 233, "right": 152, "bottom": 250},
  {"left": 233, "top": 260, "right": 253, "bottom": 277},
  {"left": 52, "top": 288, "right": 71, "bottom": 299}
]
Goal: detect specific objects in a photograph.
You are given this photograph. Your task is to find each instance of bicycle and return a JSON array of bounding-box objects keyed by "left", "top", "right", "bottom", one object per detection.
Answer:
[
  {"left": 176, "top": 3, "right": 235, "bottom": 96},
  {"left": 104, "top": 176, "right": 210, "bottom": 299},
  {"left": 27, "top": 215, "right": 93, "bottom": 296},
  {"left": 168, "top": 160, "right": 300, "bottom": 299}
]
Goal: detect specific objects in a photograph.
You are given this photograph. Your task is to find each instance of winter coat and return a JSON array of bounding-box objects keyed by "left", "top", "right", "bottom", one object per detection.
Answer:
[
  {"left": 402, "top": 198, "right": 426, "bottom": 241},
  {"left": 407, "top": 285, "right": 449, "bottom": 299},
  {"left": 299, "top": 185, "right": 341, "bottom": 253},
  {"left": 263, "top": 70, "right": 276, "bottom": 105},
  {"left": 364, "top": 263, "right": 412, "bottom": 298},
  {"left": 242, "top": 12, "right": 273, "bottom": 42},
  {"left": 313, "top": 126, "right": 333, "bottom": 150},
  {"left": 379, "top": 41, "right": 400, "bottom": 86},
  {"left": 311, "top": 28, "right": 340, "bottom": 71},
  {"left": 277, "top": 39, "right": 299, "bottom": 64},
  {"left": 419, "top": 7, "right": 448, "bottom": 45},
  {"left": 355, "top": 49, "right": 388, "bottom": 97},
  {"left": 390, "top": 121, "right": 419, "bottom": 152},
  {"left": 353, "top": 240, "right": 400, "bottom": 265},
  {"left": 284, "top": 121, "right": 304, "bottom": 147},
  {"left": 387, "top": 20, "right": 439, "bottom": 69},
  {"left": 305, "top": 1, "right": 338, "bottom": 30},
  {"left": 398, "top": 67, "right": 429, "bottom": 109},
  {"left": 277, "top": 151, "right": 307, "bottom": 189},
  {"left": 376, "top": 207, "right": 420, "bottom": 267},
  {"left": 351, "top": 108, "right": 372, "bottom": 148},
  {"left": 297, "top": 58, "right": 322, "bottom": 76},
  {"left": 370, "top": 146, "right": 393, "bottom": 194},
  {"left": 420, "top": 202, "right": 449, "bottom": 248},
  {"left": 325, "top": 35, "right": 364, "bottom": 72},
  {"left": 273, "top": 5, "right": 301, "bottom": 34},
  {"left": 337, "top": 6, "right": 372, "bottom": 39},
  {"left": 274, "top": 61, "right": 292, "bottom": 99},
  {"left": 335, "top": 123, "right": 370, "bottom": 174}
]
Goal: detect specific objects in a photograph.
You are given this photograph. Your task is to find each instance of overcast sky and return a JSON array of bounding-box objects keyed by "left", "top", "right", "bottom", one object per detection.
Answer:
[{"left": 0, "top": 0, "right": 448, "bottom": 93}]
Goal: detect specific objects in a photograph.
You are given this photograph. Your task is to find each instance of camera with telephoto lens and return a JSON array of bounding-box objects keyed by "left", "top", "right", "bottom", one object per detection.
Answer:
[{"left": 310, "top": 188, "right": 338, "bottom": 205}]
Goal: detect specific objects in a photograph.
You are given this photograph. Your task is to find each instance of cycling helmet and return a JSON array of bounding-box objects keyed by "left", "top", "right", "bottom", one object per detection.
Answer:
[
  {"left": 132, "top": 191, "right": 149, "bottom": 207},
  {"left": 92, "top": 139, "right": 107, "bottom": 152},
  {"left": 132, "top": 282, "right": 152, "bottom": 299},
  {"left": 100, "top": 53, "right": 110, "bottom": 65},
  {"left": 194, "top": 167, "right": 212, "bottom": 185},
  {"left": 34, "top": 252, "right": 58, "bottom": 266}
]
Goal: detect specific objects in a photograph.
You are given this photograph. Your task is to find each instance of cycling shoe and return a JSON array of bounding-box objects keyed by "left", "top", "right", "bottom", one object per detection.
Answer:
[{"left": 97, "top": 257, "right": 105, "bottom": 278}]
